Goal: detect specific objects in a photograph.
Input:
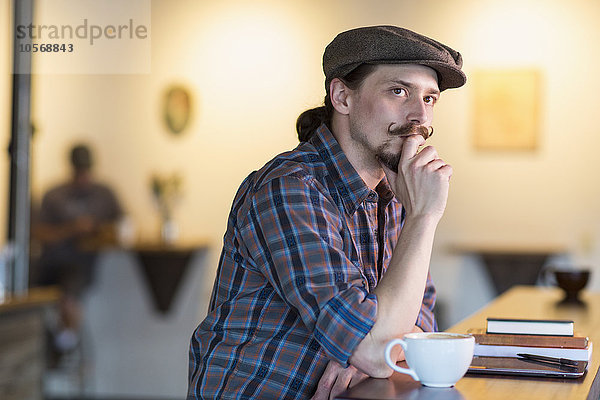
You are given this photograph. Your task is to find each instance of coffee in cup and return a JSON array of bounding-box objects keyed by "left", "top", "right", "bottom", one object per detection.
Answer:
[{"left": 384, "top": 332, "right": 475, "bottom": 387}]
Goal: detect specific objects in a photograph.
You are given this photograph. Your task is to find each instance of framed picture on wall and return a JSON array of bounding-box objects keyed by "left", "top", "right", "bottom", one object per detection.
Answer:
[
  {"left": 163, "top": 85, "right": 193, "bottom": 135},
  {"left": 472, "top": 69, "right": 542, "bottom": 151}
]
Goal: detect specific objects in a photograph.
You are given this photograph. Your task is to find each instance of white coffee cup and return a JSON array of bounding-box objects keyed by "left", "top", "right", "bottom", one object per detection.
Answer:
[{"left": 384, "top": 332, "right": 475, "bottom": 387}]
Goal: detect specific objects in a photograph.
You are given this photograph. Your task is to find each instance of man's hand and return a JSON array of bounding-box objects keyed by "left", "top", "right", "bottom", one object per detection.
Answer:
[
  {"left": 381, "top": 135, "right": 452, "bottom": 221},
  {"left": 348, "top": 325, "right": 425, "bottom": 378},
  {"left": 311, "top": 361, "right": 367, "bottom": 400},
  {"left": 314, "top": 327, "right": 427, "bottom": 398}
]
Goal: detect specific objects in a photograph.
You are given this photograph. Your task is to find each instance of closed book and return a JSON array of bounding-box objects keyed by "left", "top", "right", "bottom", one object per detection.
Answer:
[
  {"left": 473, "top": 342, "right": 593, "bottom": 362},
  {"left": 469, "top": 330, "right": 589, "bottom": 349},
  {"left": 486, "top": 318, "right": 574, "bottom": 336}
]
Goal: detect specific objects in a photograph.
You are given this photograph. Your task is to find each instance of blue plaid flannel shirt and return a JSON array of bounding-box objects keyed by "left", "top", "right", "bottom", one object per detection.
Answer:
[{"left": 188, "top": 124, "right": 437, "bottom": 399}]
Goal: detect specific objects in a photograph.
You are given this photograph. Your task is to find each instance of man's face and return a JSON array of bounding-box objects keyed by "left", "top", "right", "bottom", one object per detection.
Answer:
[{"left": 346, "top": 64, "right": 440, "bottom": 171}]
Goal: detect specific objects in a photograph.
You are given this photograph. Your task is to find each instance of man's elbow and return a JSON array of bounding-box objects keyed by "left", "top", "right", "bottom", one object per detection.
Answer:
[
  {"left": 366, "top": 364, "right": 394, "bottom": 379},
  {"left": 348, "top": 347, "right": 394, "bottom": 379}
]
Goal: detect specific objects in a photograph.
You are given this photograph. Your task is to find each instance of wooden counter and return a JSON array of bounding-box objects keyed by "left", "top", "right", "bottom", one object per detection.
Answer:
[
  {"left": 450, "top": 286, "right": 599, "bottom": 399},
  {"left": 0, "top": 287, "right": 60, "bottom": 400},
  {"left": 0, "top": 286, "right": 60, "bottom": 313},
  {"left": 338, "top": 286, "right": 600, "bottom": 400}
]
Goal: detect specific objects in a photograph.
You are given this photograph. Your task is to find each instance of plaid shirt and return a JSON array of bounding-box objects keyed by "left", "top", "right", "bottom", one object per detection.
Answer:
[{"left": 188, "top": 124, "right": 437, "bottom": 399}]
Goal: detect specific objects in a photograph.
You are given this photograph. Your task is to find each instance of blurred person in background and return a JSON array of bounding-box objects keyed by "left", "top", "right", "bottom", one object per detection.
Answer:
[{"left": 30, "top": 143, "right": 122, "bottom": 363}]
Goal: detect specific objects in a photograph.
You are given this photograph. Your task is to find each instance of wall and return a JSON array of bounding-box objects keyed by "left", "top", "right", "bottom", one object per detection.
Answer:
[
  {"left": 428, "top": 0, "right": 600, "bottom": 323},
  {"left": 81, "top": 249, "right": 208, "bottom": 398},
  {"left": 29, "top": 0, "right": 600, "bottom": 316},
  {"left": 440, "top": 0, "right": 600, "bottom": 249},
  {"left": 12, "top": 0, "right": 600, "bottom": 394}
]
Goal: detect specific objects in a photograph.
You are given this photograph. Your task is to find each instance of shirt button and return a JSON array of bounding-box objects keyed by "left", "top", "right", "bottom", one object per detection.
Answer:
[{"left": 360, "top": 232, "right": 369, "bottom": 244}]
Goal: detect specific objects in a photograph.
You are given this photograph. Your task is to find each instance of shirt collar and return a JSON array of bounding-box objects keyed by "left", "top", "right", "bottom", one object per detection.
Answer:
[
  {"left": 375, "top": 177, "right": 397, "bottom": 207},
  {"left": 309, "top": 124, "right": 377, "bottom": 215}
]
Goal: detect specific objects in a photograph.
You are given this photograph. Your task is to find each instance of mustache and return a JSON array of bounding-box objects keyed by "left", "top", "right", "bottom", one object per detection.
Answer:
[{"left": 389, "top": 124, "right": 434, "bottom": 140}]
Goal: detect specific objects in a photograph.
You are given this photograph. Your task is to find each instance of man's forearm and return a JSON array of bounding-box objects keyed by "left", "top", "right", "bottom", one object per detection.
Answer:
[
  {"left": 33, "top": 223, "right": 79, "bottom": 243},
  {"left": 373, "top": 215, "right": 438, "bottom": 336},
  {"left": 348, "top": 214, "right": 439, "bottom": 377}
]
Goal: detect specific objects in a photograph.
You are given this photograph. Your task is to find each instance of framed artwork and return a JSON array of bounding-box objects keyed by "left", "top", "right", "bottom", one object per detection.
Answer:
[
  {"left": 163, "top": 85, "right": 192, "bottom": 135},
  {"left": 472, "top": 69, "right": 542, "bottom": 150}
]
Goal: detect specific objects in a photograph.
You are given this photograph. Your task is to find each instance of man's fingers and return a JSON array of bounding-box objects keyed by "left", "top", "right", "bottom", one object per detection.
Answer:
[
  {"left": 330, "top": 371, "right": 352, "bottom": 400},
  {"left": 414, "top": 146, "right": 438, "bottom": 164},
  {"left": 310, "top": 362, "right": 339, "bottom": 400},
  {"left": 439, "top": 163, "right": 453, "bottom": 180},
  {"left": 399, "top": 135, "right": 425, "bottom": 164},
  {"left": 426, "top": 158, "right": 446, "bottom": 171},
  {"left": 312, "top": 362, "right": 363, "bottom": 400},
  {"left": 311, "top": 381, "right": 329, "bottom": 400}
]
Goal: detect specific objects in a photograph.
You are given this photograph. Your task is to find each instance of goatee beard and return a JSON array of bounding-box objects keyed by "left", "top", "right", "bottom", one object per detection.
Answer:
[
  {"left": 376, "top": 151, "right": 401, "bottom": 171},
  {"left": 376, "top": 124, "right": 432, "bottom": 171}
]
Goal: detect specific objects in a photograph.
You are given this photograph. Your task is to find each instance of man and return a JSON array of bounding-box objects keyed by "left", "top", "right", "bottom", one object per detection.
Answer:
[
  {"left": 188, "top": 26, "right": 466, "bottom": 399},
  {"left": 31, "top": 144, "right": 122, "bottom": 359}
]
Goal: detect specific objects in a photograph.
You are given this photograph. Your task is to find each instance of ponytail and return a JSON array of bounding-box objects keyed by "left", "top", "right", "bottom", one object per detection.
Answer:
[
  {"left": 295, "top": 109, "right": 325, "bottom": 142},
  {"left": 296, "top": 94, "right": 333, "bottom": 142}
]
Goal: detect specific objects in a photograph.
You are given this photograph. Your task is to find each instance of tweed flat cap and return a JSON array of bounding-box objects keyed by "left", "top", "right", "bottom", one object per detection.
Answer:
[{"left": 323, "top": 25, "right": 466, "bottom": 92}]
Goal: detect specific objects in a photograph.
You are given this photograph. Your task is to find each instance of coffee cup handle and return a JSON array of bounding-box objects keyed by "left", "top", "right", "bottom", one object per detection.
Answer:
[{"left": 384, "top": 338, "right": 420, "bottom": 382}]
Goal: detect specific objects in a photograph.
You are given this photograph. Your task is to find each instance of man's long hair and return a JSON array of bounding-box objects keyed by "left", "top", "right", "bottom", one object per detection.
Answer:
[{"left": 295, "top": 64, "right": 378, "bottom": 142}]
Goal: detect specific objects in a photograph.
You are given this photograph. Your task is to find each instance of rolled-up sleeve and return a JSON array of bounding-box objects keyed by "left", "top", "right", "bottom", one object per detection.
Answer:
[
  {"left": 415, "top": 273, "right": 437, "bottom": 332},
  {"left": 239, "top": 174, "right": 376, "bottom": 366}
]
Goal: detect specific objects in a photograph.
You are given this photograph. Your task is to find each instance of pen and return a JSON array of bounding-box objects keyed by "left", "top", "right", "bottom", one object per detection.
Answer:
[{"left": 517, "top": 353, "right": 578, "bottom": 366}]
